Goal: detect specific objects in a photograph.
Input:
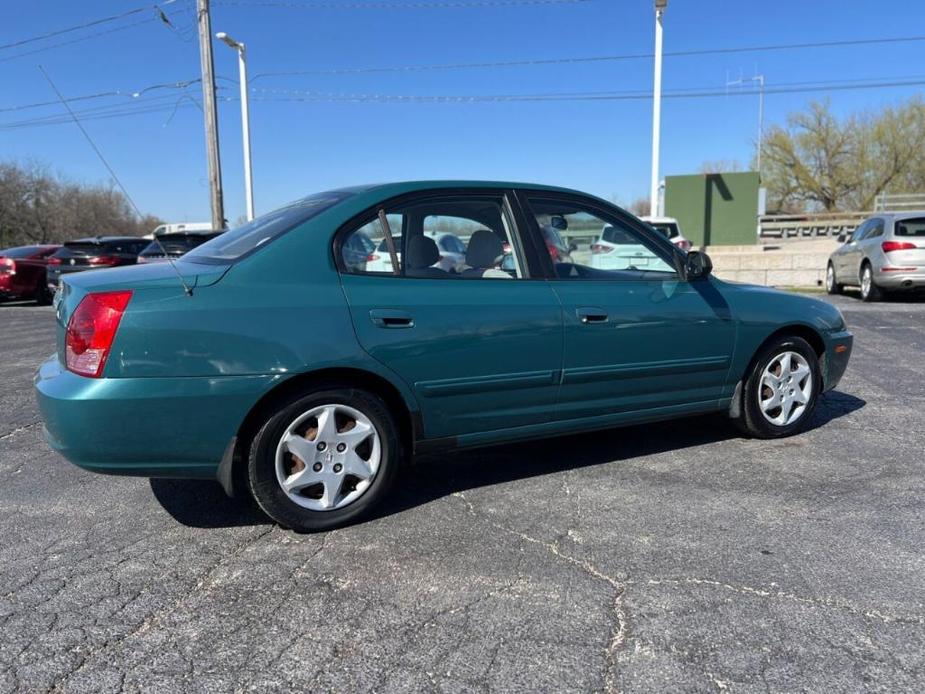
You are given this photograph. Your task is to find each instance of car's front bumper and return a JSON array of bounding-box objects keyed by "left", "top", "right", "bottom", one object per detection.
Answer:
[
  {"left": 824, "top": 330, "right": 853, "bottom": 392},
  {"left": 35, "top": 356, "right": 283, "bottom": 479}
]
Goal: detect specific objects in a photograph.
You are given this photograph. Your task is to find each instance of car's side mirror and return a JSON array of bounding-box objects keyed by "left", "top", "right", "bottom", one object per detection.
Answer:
[
  {"left": 684, "top": 250, "right": 713, "bottom": 280},
  {"left": 568, "top": 241, "right": 578, "bottom": 253},
  {"left": 837, "top": 232, "right": 847, "bottom": 244}
]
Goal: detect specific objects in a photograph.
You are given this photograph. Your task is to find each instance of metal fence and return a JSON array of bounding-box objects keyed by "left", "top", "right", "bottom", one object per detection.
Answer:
[
  {"left": 758, "top": 211, "right": 869, "bottom": 240},
  {"left": 874, "top": 193, "right": 925, "bottom": 211}
]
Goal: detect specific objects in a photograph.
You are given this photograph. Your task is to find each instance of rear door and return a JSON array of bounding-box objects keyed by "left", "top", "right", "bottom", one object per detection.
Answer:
[
  {"left": 517, "top": 191, "right": 736, "bottom": 421},
  {"left": 337, "top": 190, "right": 563, "bottom": 440}
]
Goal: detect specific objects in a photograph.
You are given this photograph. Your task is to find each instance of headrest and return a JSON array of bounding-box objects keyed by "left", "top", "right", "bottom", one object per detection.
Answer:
[
  {"left": 406, "top": 234, "right": 440, "bottom": 269},
  {"left": 466, "top": 229, "right": 503, "bottom": 268}
]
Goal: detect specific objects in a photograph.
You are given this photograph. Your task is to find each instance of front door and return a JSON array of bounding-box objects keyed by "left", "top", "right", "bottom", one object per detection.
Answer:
[
  {"left": 517, "top": 191, "right": 736, "bottom": 422},
  {"left": 337, "top": 191, "right": 563, "bottom": 440}
]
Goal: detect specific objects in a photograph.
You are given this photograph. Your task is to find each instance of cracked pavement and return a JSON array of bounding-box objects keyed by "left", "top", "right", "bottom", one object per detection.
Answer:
[{"left": 1, "top": 292, "right": 924, "bottom": 692}]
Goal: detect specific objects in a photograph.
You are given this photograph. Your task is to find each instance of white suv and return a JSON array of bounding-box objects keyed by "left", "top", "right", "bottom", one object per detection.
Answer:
[{"left": 641, "top": 216, "right": 692, "bottom": 251}]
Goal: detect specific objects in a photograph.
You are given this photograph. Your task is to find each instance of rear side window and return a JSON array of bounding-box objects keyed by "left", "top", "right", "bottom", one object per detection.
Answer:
[
  {"left": 186, "top": 192, "right": 350, "bottom": 263},
  {"left": 339, "top": 196, "right": 525, "bottom": 279},
  {"left": 896, "top": 218, "right": 925, "bottom": 237},
  {"left": 650, "top": 222, "right": 680, "bottom": 239}
]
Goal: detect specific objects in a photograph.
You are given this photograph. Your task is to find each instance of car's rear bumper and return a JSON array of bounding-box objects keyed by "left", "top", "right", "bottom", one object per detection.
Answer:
[
  {"left": 824, "top": 330, "right": 853, "bottom": 392},
  {"left": 35, "top": 356, "right": 283, "bottom": 478},
  {"left": 874, "top": 269, "right": 925, "bottom": 289}
]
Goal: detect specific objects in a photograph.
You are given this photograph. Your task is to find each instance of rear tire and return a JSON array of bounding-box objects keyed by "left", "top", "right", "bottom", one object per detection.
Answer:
[
  {"left": 247, "top": 387, "right": 401, "bottom": 532},
  {"left": 735, "top": 335, "right": 821, "bottom": 439},
  {"left": 34, "top": 283, "right": 52, "bottom": 306},
  {"left": 825, "top": 262, "right": 842, "bottom": 295},
  {"left": 859, "top": 263, "right": 883, "bottom": 302}
]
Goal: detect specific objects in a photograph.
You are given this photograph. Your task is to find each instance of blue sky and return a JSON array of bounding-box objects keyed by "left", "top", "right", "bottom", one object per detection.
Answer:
[{"left": 2, "top": 0, "right": 924, "bottom": 224}]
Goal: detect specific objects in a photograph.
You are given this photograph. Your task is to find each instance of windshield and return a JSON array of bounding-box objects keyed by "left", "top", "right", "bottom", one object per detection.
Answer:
[
  {"left": 184, "top": 192, "right": 351, "bottom": 263},
  {"left": 142, "top": 232, "right": 221, "bottom": 256}
]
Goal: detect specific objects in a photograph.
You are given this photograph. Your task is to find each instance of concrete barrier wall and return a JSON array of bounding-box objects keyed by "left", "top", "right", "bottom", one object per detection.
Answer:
[{"left": 705, "top": 240, "right": 837, "bottom": 288}]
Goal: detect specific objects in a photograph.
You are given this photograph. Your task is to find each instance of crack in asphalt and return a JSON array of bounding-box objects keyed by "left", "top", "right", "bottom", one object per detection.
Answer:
[
  {"left": 451, "top": 491, "right": 628, "bottom": 694},
  {"left": 640, "top": 577, "right": 925, "bottom": 625},
  {"left": 47, "top": 525, "right": 276, "bottom": 692},
  {"left": 0, "top": 421, "right": 40, "bottom": 442}
]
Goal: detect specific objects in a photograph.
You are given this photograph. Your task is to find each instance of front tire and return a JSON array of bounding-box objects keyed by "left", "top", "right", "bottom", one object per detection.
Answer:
[
  {"left": 825, "top": 262, "right": 842, "bottom": 295},
  {"left": 859, "top": 263, "right": 883, "bottom": 302},
  {"left": 736, "top": 336, "right": 821, "bottom": 439},
  {"left": 247, "top": 387, "right": 401, "bottom": 532}
]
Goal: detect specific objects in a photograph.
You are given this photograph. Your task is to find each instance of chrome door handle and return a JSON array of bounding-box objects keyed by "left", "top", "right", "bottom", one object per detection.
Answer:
[{"left": 369, "top": 309, "right": 414, "bottom": 328}]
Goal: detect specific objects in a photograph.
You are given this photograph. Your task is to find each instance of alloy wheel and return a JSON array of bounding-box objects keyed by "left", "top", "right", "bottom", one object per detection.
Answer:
[
  {"left": 275, "top": 403, "right": 381, "bottom": 511},
  {"left": 758, "top": 351, "right": 813, "bottom": 427},
  {"left": 861, "top": 266, "right": 872, "bottom": 299}
]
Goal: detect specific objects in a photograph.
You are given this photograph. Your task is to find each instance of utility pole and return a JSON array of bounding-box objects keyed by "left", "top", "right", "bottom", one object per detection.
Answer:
[
  {"left": 197, "top": 0, "right": 225, "bottom": 229},
  {"left": 650, "top": 0, "right": 667, "bottom": 217}
]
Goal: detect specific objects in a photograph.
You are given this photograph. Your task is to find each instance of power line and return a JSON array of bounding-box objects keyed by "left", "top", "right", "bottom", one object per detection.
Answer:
[
  {"left": 249, "top": 76, "right": 925, "bottom": 102},
  {"left": 0, "top": 79, "right": 203, "bottom": 114},
  {"left": 0, "top": 1, "right": 177, "bottom": 51},
  {"left": 215, "top": 0, "right": 590, "bottom": 8},
  {"left": 250, "top": 34, "right": 925, "bottom": 80},
  {"left": 3, "top": 75, "right": 922, "bottom": 130}
]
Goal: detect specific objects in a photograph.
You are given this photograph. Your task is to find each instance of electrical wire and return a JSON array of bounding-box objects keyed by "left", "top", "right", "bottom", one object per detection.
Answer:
[
  {"left": 214, "top": 0, "right": 590, "bottom": 8},
  {"left": 250, "top": 34, "right": 925, "bottom": 79},
  {"left": 0, "top": 1, "right": 177, "bottom": 50},
  {"left": 0, "top": 79, "right": 203, "bottom": 114}
]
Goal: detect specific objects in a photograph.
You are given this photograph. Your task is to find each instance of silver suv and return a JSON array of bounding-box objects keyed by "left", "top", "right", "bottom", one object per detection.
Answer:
[{"left": 827, "top": 212, "right": 925, "bottom": 301}]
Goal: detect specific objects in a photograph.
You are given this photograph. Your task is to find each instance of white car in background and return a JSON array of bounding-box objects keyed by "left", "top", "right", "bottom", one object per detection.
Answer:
[
  {"left": 641, "top": 216, "right": 692, "bottom": 251},
  {"left": 590, "top": 224, "right": 660, "bottom": 270},
  {"left": 366, "top": 231, "right": 467, "bottom": 273}
]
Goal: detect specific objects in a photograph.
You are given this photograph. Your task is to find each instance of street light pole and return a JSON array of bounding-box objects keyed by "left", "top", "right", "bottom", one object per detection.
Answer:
[
  {"left": 649, "top": 0, "right": 667, "bottom": 217},
  {"left": 216, "top": 31, "right": 255, "bottom": 221}
]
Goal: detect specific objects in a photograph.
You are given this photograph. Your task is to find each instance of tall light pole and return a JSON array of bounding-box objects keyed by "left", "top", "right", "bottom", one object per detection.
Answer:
[
  {"left": 649, "top": 0, "right": 667, "bottom": 217},
  {"left": 216, "top": 31, "right": 255, "bottom": 221}
]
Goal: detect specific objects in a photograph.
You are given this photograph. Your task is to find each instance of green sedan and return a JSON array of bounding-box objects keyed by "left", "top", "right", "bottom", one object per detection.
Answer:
[{"left": 35, "top": 181, "right": 853, "bottom": 532}]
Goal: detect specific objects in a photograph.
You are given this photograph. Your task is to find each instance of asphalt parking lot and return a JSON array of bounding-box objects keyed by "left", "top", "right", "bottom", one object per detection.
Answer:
[{"left": 1, "top": 292, "right": 924, "bottom": 693}]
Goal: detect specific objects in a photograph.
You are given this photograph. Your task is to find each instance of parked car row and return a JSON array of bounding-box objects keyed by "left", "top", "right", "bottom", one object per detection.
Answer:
[{"left": 1, "top": 229, "right": 222, "bottom": 304}]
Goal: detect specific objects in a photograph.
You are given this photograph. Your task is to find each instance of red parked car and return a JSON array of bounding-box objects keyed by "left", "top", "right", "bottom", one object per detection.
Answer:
[{"left": 0, "top": 245, "right": 61, "bottom": 305}]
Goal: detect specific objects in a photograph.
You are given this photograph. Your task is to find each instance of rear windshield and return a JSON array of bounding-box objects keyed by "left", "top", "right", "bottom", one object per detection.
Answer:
[
  {"left": 57, "top": 240, "right": 145, "bottom": 256},
  {"left": 184, "top": 192, "right": 350, "bottom": 263},
  {"left": 141, "top": 232, "right": 221, "bottom": 256},
  {"left": 650, "top": 222, "right": 680, "bottom": 239},
  {"left": 601, "top": 225, "right": 637, "bottom": 244},
  {"left": 0, "top": 246, "right": 42, "bottom": 258},
  {"left": 895, "top": 218, "right": 925, "bottom": 237}
]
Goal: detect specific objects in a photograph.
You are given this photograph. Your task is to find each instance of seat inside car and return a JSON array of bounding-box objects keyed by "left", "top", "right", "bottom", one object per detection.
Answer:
[
  {"left": 405, "top": 234, "right": 449, "bottom": 278},
  {"left": 462, "top": 229, "right": 511, "bottom": 278}
]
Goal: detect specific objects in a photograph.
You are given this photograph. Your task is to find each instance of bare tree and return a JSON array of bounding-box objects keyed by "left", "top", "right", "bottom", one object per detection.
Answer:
[
  {"left": 760, "top": 98, "right": 925, "bottom": 212},
  {"left": 0, "top": 160, "right": 161, "bottom": 248},
  {"left": 627, "top": 196, "right": 651, "bottom": 217}
]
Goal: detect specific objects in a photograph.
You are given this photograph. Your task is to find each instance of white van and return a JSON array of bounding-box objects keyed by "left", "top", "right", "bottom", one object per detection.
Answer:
[{"left": 150, "top": 222, "right": 213, "bottom": 238}]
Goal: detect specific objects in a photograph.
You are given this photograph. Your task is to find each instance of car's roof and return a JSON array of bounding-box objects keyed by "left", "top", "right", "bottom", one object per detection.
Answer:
[
  {"left": 641, "top": 216, "right": 679, "bottom": 224},
  {"left": 329, "top": 180, "right": 593, "bottom": 198},
  {"left": 878, "top": 210, "right": 925, "bottom": 221}
]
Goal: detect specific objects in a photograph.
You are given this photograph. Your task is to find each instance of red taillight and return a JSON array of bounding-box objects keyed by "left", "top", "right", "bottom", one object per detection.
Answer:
[
  {"left": 0, "top": 257, "right": 14, "bottom": 275},
  {"left": 366, "top": 253, "right": 380, "bottom": 262},
  {"left": 48, "top": 257, "right": 62, "bottom": 266},
  {"left": 882, "top": 241, "right": 917, "bottom": 253},
  {"left": 676, "top": 239, "right": 692, "bottom": 251},
  {"left": 65, "top": 291, "right": 132, "bottom": 378},
  {"left": 590, "top": 243, "right": 612, "bottom": 254},
  {"left": 88, "top": 255, "right": 119, "bottom": 266},
  {"left": 547, "top": 242, "right": 559, "bottom": 261}
]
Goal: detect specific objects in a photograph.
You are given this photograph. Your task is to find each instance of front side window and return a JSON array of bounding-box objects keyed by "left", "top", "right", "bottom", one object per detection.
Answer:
[
  {"left": 524, "top": 197, "right": 676, "bottom": 280},
  {"left": 340, "top": 196, "right": 524, "bottom": 279}
]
